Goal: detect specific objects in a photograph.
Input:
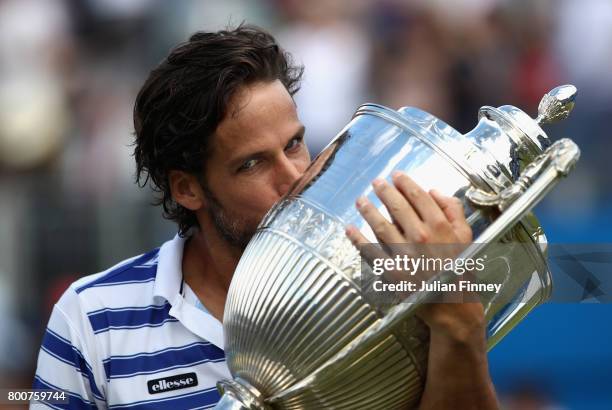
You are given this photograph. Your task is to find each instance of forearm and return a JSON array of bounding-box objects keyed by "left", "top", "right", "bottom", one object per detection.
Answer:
[{"left": 418, "top": 324, "right": 499, "bottom": 410}]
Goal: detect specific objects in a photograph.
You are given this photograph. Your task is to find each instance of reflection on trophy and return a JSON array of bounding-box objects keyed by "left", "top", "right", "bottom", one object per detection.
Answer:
[{"left": 214, "top": 85, "right": 580, "bottom": 409}]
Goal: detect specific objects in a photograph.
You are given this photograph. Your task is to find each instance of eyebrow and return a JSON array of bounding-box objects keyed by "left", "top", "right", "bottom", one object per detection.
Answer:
[{"left": 230, "top": 125, "right": 306, "bottom": 168}]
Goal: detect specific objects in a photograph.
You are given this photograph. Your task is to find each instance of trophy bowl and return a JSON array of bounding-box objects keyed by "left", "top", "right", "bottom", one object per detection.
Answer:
[{"left": 215, "top": 86, "right": 580, "bottom": 409}]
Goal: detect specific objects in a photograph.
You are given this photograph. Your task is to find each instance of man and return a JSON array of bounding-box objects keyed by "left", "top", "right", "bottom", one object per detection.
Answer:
[{"left": 33, "top": 25, "right": 498, "bottom": 409}]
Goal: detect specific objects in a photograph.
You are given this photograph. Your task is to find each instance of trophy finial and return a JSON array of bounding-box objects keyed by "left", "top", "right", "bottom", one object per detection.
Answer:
[{"left": 535, "top": 84, "right": 577, "bottom": 125}]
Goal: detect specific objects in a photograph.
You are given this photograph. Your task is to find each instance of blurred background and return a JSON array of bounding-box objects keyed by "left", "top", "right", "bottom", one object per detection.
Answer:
[{"left": 0, "top": 0, "right": 611, "bottom": 408}]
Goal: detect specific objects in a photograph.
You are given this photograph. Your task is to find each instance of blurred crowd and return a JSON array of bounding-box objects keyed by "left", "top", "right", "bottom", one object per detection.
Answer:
[{"left": 1, "top": 0, "right": 611, "bottom": 408}]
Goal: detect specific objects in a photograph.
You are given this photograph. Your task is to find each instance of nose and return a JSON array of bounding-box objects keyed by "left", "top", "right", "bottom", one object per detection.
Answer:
[{"left": 276, "top": 154, "right": 303, "bottom": 197}]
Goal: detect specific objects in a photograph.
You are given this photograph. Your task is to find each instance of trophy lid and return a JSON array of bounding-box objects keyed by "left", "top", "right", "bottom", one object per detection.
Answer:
[{"left": 478, "top": 85, "right": 578, "bottom": 160}]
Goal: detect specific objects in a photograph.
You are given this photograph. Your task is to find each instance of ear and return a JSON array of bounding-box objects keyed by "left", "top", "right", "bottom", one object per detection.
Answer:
[{"left": 169, "top": 170, "right": 205, "bottom": 211}]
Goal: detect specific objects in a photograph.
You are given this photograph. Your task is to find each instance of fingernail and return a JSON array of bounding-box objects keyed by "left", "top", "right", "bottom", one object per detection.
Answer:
[
  {"left": 372, "top": 178, "right": 385, "bottom": 188},
  {"left": 356, "top": 196, "right": 368, "bottom": 209},
  {"left": 392, "top": 171, "right": 403, "bottom": 180},
  {"left": 345, "top": 225, "right": 355, "bottom": 236}
]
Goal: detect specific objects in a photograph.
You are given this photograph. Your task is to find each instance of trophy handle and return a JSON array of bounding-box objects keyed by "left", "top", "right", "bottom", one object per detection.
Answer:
[
  {"left": 465, "top": 138, "right": 580, "bottom": 212},
  {"left": 264, "top": 138, "right": 581, "bottom": 405}
]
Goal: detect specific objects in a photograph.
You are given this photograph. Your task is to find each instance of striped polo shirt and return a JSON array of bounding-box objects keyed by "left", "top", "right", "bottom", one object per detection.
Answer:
[{"left": 32, "top": 234, "right": 231, "bottom": 409}]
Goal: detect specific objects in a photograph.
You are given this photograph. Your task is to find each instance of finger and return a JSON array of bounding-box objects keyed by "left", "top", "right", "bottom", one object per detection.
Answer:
[
  {"left": 345, "top": 225, "right": 411, "bottom": 287},
  {"left": 345, "top": 224, "right": 390, "bottom": 270},
  {"left": 429, "top": 190, "right": 463, "bottom": 223},
  {"left": 429, "top": 190, "right": 468, "bottom": 229},
  {"left": 371, "top": 178, "right": 421, "bottom": 234},
  {"left": 355, "top": 196, "right": 405, "bottom": 244},
  {"left": 392, "top": 172, "right": 446, "bottom": 224},
  {"left": 430, "top": 190, "right": 473, "bottom": 242},
  {"left": 345, "top": 224, "right": 370, "bottom": 246}
]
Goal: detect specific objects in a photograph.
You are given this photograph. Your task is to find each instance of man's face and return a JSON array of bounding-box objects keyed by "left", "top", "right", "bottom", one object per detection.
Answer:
[{"left": 202, "top": 80, "right": 310, "bottom": 249}]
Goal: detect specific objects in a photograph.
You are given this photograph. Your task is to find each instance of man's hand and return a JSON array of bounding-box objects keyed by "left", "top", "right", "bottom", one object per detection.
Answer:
[
  {"left": 345, "top": 171, "right": 499, "bottom": 409},
  {"left": 345, "top": 171, "right": 481, "bottom": 335}
]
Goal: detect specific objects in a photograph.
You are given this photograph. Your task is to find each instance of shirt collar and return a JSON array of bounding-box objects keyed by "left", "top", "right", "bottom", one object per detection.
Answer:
[
  {"left": 152, "top": 232, "right": 225, "bottom": 350},
  {"left": 153, "top": 233, "right": 186, "bottom": 303}
]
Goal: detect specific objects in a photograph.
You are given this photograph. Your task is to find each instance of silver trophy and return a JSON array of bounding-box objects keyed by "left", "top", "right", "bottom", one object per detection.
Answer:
[{"left": 214, "top": 86, "right": 580, "bottom": 409}]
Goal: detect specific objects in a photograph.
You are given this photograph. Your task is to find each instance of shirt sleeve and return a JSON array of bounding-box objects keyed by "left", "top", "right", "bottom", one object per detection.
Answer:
[{"left": 31, "top": 288, "right": 106, "bottom": 409}]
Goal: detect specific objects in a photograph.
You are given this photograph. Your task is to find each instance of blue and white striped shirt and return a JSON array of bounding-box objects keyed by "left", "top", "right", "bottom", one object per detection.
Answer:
[{"left": 32, "top": 234, "right": 231, "bottom": 409}]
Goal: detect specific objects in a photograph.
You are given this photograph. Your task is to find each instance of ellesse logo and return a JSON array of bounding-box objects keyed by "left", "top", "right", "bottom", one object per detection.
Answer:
[{"left": 147, "top": 372, "right": 198, "bottom": 394}]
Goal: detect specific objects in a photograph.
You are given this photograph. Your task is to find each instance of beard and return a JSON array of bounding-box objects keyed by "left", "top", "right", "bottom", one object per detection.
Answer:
[{"left": 202, "top": 186, "right": 258, "bottom": 251}]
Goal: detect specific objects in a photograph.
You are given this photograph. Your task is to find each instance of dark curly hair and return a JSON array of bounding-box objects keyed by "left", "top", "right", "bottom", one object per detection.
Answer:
[{"left": 133, "top": 24, "right": 303, "bottom": 236}]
